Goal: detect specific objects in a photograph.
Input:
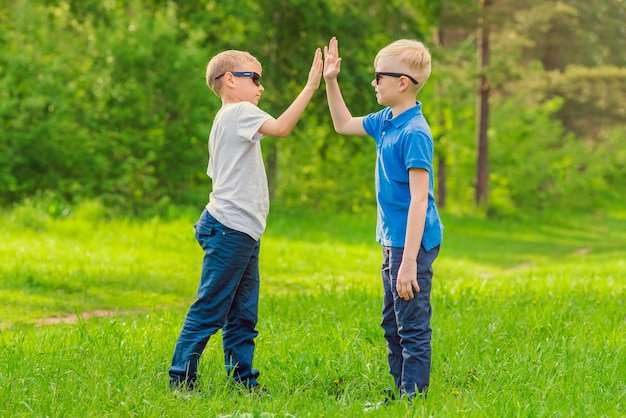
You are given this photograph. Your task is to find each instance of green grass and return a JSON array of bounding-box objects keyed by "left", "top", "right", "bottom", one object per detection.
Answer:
[{"left": 1, "top": 206, "right": 625, "bottom": 416}]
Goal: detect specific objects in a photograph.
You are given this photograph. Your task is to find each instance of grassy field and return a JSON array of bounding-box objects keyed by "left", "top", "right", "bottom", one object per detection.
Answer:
[{"left": 1, "top": 204, "right": 625, "bottom": 417}]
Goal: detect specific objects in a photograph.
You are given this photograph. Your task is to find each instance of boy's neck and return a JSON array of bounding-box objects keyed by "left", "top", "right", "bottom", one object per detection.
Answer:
[
  {"left": 389, "top": 97, "right": 417, "bottom": 118},
  {"left": 222, "top": 97, "right": 243, "bottom": 105}
]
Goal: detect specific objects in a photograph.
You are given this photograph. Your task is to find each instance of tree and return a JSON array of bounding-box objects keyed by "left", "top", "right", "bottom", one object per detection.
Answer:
[
  {"left": 413, "top": 0, "right": 479, "bottom": 209},
  {"left": 474, "top": 0, "right": 492, "bottom": 207},
  {"left": 2, "top": 0, "right": 624, "bottom": 215}
]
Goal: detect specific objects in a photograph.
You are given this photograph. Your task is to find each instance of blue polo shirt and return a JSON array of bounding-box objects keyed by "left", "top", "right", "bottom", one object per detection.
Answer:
[{"left": 363, "top": 102, "right": 443, "bottom": 251}]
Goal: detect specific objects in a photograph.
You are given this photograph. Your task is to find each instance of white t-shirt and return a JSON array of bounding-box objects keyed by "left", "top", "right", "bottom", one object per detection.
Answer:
[{"left": 206, "top": 101, "right": 273, "bottom": 240}]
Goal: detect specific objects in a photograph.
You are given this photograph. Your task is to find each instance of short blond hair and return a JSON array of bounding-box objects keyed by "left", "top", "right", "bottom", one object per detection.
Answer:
[
  {"left": 374, "top": 39, "right": 431, "bottom": 87},
  {"left": 205, "top": 50, "right": 262, "bottom": 96}
]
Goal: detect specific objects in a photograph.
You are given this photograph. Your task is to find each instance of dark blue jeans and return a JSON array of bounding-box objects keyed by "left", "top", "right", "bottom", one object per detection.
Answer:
[
  {"left": 381, "top": 244, "right": 440, "bottom": 396},
  {"left": 169, "top": 209, "right": 261, "bottom": 388}
]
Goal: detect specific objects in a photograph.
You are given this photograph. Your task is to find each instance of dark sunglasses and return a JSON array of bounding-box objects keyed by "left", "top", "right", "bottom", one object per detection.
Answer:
[
  {"left": 214, "top": 71, "right": 262, "bottom": 86},
  {"left": 375, "top": 72, "right": 419, "bottom": 85}
]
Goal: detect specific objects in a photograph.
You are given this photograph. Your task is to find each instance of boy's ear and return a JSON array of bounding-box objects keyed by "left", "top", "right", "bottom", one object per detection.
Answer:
[
  {"left": 223, "top": 72, "right": 236, "bottom": 88},
  {"left": 398, "top": 77, "right": 410, "bottom": 92}
]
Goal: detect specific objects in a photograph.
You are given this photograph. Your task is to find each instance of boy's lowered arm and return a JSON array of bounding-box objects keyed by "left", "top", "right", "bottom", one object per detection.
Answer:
[
  {"left": 396, "top": 168, "right": 429, "bottom": 301},
  {"left": 259, "top": 48, "right": 323, "bottom": 138}
]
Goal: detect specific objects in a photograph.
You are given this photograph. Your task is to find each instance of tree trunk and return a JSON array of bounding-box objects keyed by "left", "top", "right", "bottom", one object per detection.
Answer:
[
  {"left": 437, "top": 155, "right": 447, "bottom": 208},
  {"left": 475, "top": 0, "right": 491, "bottom": 207},
  {"left": 432, "top": 25, "right": 447, "bottom": 209}
]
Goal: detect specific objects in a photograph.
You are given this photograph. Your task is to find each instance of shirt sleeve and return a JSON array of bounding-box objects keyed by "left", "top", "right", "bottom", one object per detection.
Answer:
[
  {"left": 237, "top": 102, "right": 273, "bottom": 143},
  {"left": 363, "top": 108, "right": 390, "bottom": 142},
  {"left": 404, "top": 130, "right": 433, "bottom": 172},
  {"left": 363, "top": 113, "right": 377, "bottom": 138}
]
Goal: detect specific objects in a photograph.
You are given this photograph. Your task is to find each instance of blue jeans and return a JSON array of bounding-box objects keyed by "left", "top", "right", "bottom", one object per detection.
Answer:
[
  {"left": 381, "top": 244, "right": 440, "bottom": 396},
  {"left": 169, "top": 209, "right": 261, "bottom": 388}
]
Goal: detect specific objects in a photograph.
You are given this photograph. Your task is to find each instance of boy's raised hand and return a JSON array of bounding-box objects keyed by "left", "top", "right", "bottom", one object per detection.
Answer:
[
  {"left": 306, "top": 48, "right": 323, "bottom": 90},
  {"left": 323, "top": 37, "right": 342, "bottom": 80}
]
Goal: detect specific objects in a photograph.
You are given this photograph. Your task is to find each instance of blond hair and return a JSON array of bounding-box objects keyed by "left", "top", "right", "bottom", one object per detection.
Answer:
[
  {"left": 374, "top": 39, "right": 431, "bottom": 87},
  {"left": 205, "top": 50, "right": 262, "bottom": 96}
]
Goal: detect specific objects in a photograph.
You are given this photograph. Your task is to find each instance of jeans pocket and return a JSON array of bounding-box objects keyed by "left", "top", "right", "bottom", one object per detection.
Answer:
[{"left": 195, "top": 222, "right": 215, "bottom": 243}]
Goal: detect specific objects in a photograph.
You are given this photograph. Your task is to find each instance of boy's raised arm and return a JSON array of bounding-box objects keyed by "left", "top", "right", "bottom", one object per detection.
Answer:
[
  {"left": 323, "top": 37, "right": 366, "bottom": 136},
  {"left": 259, "top": 48, "right": 323, "bottom": 138}
]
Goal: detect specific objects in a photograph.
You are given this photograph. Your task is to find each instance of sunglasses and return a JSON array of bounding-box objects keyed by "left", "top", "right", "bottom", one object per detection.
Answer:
[
  {"left": 214, "top": 71, "right": 262, "bottom": 86},
  {"left": 375, "top": 72, "right": 419, "bottom": 85}
]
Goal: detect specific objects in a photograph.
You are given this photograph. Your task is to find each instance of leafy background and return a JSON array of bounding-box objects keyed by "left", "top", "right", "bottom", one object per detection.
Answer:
[{"left": 1, "top": 0, "right": 625, "bottom": 217}]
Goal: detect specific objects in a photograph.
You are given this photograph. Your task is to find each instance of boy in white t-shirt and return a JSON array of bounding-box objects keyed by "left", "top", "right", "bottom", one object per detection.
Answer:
[{"left": 169, "top": 48, "right": 322, "bottom": 392}]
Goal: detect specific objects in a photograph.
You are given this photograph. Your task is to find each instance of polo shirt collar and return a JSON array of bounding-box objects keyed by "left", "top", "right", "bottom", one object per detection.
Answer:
[{"left": 387, "top": 101, "right": 422, "bottom": 127}]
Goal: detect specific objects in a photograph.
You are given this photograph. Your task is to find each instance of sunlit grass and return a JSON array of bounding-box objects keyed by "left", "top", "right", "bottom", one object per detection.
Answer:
[{"left": 1, "top": 205, "right": 625, "bottom": 416}]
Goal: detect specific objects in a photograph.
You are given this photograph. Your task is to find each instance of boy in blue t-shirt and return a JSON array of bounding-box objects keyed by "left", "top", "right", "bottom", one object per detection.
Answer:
[
  {"left": 169, "top": 47, "right": 322, "bottom": 392},
  {"left": 323, "top": 37, "right": 443, "bottom": 399}
]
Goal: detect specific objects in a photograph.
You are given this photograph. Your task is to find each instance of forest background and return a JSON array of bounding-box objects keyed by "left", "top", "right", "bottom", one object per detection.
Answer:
[{"left": 1, "top": 0, "right": 625, "bottom": 218}]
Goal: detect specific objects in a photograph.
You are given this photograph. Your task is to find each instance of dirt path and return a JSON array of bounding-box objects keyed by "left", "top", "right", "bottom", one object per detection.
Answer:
[
  {"left": 479, "top": 247, "right": 592, "bottom": 279},
  {"left": 33, "top": 308, "right": 149, "bottom": 326}
]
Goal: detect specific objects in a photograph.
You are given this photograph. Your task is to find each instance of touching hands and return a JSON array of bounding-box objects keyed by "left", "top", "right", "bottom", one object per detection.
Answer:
[
  {"left": 307, "top": 48, "right": 323, "bottom": 90},
  {"left": 323, "top": 36, "right": 342, "bottom": 80}
]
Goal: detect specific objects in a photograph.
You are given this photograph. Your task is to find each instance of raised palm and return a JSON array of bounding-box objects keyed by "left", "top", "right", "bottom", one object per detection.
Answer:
[
  {"left": 323, "top": 37, "right": 342, "bottom": 80},
  {"left": 307, "top": 48, "right": 323, "bottom": 89}
]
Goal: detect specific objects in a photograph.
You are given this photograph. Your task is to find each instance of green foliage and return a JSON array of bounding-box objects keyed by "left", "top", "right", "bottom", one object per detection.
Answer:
[
  {"left": 560, "top": 0, "right": 626, "bottom": 67},
  {"left": 0, "top": 1, "right": 213, "bottom": 212},
  {"left": 271, "top": 119, "right": 377, "bottom": 212},
  {"left": 0, "top": 0, "right": 409, "bottom": 212},
  {"left": 483, "top": 63, "right": 626, "bottom": 214},
  {"left": 1, "top": 0, "right": 625, "bottom": 216},
  {"left": 548, "top": 65, "right": 626, "bottom": 137}
]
